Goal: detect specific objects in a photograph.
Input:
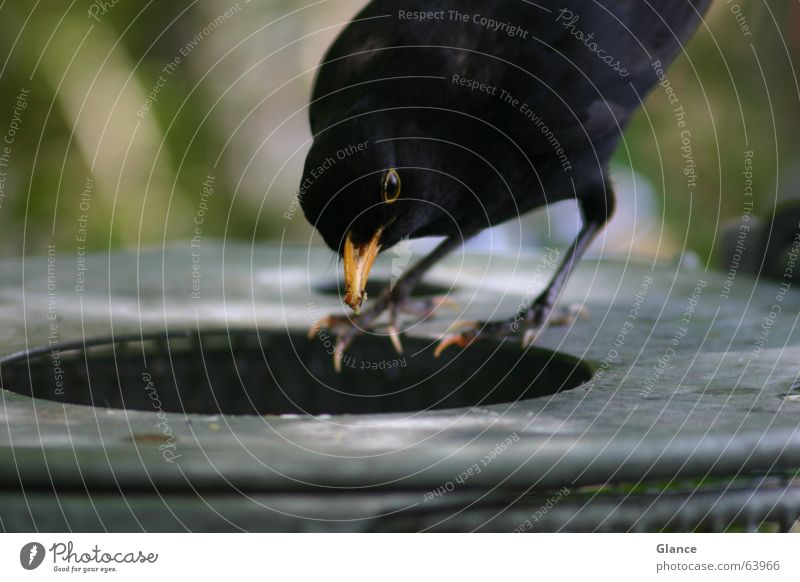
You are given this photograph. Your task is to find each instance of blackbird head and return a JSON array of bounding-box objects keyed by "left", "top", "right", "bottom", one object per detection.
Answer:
[{"left": 300, "top": 119, "right": 447, "bottom": 313}]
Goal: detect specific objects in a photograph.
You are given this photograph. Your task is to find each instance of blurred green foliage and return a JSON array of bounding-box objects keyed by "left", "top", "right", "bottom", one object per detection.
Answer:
[
  {"left": 621, "top": 0, "right": 800, "bottom": 263},
  {"left": 0, "top": 0, "right": 796, "bottom": 265}
]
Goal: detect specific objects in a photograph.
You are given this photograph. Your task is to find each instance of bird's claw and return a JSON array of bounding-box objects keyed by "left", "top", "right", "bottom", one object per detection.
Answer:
[
  {"left": 308, "top": 314, "right": 365, "bottom": 372},
  {"left": 307, "top": 315, "right": 346, "bottom": 340},
  {"left": 434, "top": 327, "right": 480, "bottom": 357},
  {"left": 434, "top": 303, "right": 589, "bottom": 357},
  {"left": 387, "top": 324, "right": 404, "bottom": 355},
  {"left": 308, "top": 290, "right": 459, "bottom": 371}
]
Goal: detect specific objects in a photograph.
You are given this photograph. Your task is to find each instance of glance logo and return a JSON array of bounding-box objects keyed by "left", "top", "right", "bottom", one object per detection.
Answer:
[{"left": 20, "top": 542, "right": 46, "bottom": 570}]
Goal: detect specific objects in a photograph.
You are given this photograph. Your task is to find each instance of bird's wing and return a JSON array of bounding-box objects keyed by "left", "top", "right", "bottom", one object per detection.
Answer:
[
  {"left": 309, "top": 0, "right": 712, "bottom": 150},
  {"left": 476, "top": 0, "right": 713, "bottom": 151}
]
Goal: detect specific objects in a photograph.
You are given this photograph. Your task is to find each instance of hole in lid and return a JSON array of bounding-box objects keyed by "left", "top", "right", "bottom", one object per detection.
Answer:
[{"left": 0, "top": 330, "right": 595, "bottom": 416}]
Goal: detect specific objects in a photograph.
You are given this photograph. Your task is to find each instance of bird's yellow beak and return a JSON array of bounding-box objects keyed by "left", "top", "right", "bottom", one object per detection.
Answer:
[{"left": 343, "top": 228, "right": 383, "bottom": 314}]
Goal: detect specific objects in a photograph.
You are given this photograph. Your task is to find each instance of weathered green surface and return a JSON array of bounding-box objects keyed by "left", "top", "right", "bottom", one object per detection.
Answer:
[{"left": 0, "top": 243, "right": 798, "bottom": 531}]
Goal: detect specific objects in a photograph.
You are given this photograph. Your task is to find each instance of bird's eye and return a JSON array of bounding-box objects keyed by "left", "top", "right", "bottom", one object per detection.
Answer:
[{"left": 382, "top": 168, "right": 401, "bottom": 204}]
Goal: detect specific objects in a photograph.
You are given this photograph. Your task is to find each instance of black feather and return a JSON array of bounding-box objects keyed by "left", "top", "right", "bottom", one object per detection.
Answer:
[{"left": 300, "top": 0, "right": 711, "bottom": 253}]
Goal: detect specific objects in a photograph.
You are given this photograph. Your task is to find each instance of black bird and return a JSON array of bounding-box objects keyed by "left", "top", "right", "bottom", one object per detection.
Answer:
[{"left": 301, "top": 0, "right": 711, "bottom": 365}]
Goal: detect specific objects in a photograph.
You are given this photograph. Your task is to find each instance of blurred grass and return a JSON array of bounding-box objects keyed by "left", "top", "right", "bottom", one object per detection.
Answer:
[{"left": 0, "top": 0, "right": 796, "bottom": 265}]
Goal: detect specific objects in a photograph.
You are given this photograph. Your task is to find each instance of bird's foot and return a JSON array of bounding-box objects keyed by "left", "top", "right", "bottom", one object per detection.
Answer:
[
  {"left": 309, "top": 289, "right": 458, "bottom": 371},
  {"left": 434, "top": 302, "right": 588, "bottom": 357}
]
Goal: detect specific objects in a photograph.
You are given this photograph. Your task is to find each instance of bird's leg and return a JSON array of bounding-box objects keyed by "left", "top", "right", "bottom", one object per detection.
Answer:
[
  {"left": 310, "top": 234, "right": 468, "bottom": 369},
  {"left": 436, "top": 181, "right": 615, "bottom": 355}
]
